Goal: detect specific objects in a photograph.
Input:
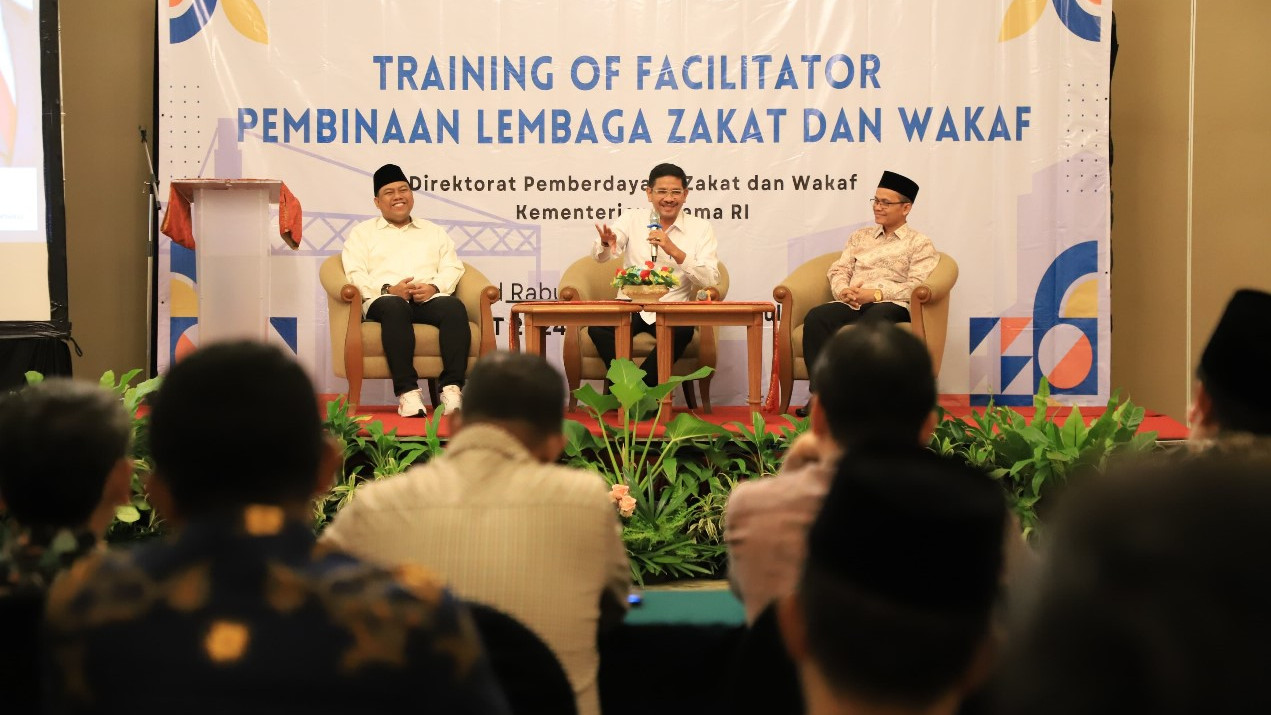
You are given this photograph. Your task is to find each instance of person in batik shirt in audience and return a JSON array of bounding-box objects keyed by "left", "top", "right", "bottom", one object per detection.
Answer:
[{"left": 43, "top": 342, "right": 510, "bottom": 715}]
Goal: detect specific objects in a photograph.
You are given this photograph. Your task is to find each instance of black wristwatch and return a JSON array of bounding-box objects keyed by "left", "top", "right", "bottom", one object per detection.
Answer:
[{"left": 381, "top": 283, "right": 391, "bottom": 296}]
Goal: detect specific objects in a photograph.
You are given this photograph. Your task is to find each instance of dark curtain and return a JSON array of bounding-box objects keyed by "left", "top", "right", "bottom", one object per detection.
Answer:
[{"left": 0, "top": 338, "right": 72, "bottom": 391}]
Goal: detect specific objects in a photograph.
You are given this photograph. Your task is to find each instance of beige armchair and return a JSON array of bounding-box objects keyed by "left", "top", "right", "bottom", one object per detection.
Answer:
[
  {"left": 773, "top": 251, "right": 958, "bottom": 413},
  {"left": 319, "top": 254, "right": 499, "bottom": 407},
  {"left": 558, "top": 256, "right": 729, "bottom": 411}
]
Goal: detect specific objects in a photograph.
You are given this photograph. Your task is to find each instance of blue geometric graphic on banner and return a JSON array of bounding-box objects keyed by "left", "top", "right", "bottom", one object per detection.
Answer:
[
  {"left": 170, "top": 317, "right": 198, "bottom": 365},
  {"left": 169, "top": 0, "right": 218, "bottom": 44},
  {"left": 1051, "top": 0, "right": 1101, "bottom": 42},
  {"left": 171, "top": 243, "right": 197, "bottom": 281},
  {"left": 1033, "top": 241, "right": 1099, "bottom": 395},
  {"left": 969, "top": 317, "right": 999, "bottom": 354},
  {"left": 270, "top": 317, "right": 298, "bottom": 354},
  {"left": 971, "top": 394, "right": 1035, "bottom": 407},
  {"left": 1041, "top": 318, "right": 1099, "bottom": 395},
  {"left": 1000, "top": 355, "right": 1032, "bottom": 389}
]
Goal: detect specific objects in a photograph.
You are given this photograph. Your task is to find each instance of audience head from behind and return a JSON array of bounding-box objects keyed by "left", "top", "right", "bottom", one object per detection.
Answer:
[
  {"left": 0, "top": 378, "right": 133, "bottom": 539},
  {"left": 450, "top": 351, "right": 567, "bottom": 463},
  {"left": 0, "top": 381, "right": 131, "bottom": 715},
  {"left": 809, "top": 315, "right": 938, "bottom": 451},
  {"left": 147, "top": 340, "right": 339, "bottom": 522},
  {"left": 996, "top": 450, "right": 1271, "bottom": 715},
  {"left": 42, "top": 341, "right": 513, "bottom": 713},
  {"left": 1190, "top": 288, "right": 1271, "bottom": 438},
  {"left": 777, "top": 447, "right": 1006, "bottom": 715}
]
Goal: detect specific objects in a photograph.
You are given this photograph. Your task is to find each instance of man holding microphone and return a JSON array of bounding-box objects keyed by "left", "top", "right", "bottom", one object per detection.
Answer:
[{"left": 589, "top": 162, "right": 721, "bottom": 387}]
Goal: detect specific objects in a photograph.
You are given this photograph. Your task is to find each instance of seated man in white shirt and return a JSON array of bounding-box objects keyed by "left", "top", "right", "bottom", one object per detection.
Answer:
[
  {"left": 591, "top": 162, "right": 721, "bottom": 386},
  {"left": 341, "top": 164, "right": 471, "bottom": 417},
  {"left": 797, "top": 170, "right": 939, "bottom": 416}
]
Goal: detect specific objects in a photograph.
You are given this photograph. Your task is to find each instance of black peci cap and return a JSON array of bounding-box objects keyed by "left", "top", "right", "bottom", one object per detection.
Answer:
[
  {"left": 878, "top": 171, "right": 919, "bottom": 202},
  {"left": 373, "top": 163, "right": 409, "bottom": 195}
]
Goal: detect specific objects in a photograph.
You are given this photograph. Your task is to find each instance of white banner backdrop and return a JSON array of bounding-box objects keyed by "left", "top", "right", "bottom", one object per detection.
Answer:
[{"left": 157, "top": 0, "right": 1113, "bottom": 407}]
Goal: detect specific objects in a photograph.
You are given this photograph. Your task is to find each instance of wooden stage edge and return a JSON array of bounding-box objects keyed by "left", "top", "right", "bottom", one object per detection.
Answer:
[{"left": 318, "top": 394, "right": 1190, "bottom": 443}]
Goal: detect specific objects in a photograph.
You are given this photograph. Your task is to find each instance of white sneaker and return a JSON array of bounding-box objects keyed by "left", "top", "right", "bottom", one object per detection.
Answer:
[
  {"left": 439, "top": 384, "right": 463, "bottom": 415},
  {"left": 397, "top": 388, "right": 427, "bottom": 418}
]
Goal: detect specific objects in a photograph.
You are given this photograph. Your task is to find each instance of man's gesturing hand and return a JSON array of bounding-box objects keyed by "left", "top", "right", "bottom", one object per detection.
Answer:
[{"left": 595, "top": 223, "right": 617, "bottom": 249}]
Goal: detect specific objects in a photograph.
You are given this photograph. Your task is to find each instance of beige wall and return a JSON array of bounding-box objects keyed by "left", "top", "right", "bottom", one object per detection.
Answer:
[
  {"left": 1190, "top": 2, "right": 1271, "bottom": 384},
  {"left": 1111, "top": 0, "right": 1271, "bottom": 420},
  {"left": 57, "top": 2, "right": 1270, "bottom": 419},
  {"left": 1109, "top": 1, "right": 1193, "bottom": 419},
  {"left": 62, "top": 0, "right": 154, "bottom": 381}
]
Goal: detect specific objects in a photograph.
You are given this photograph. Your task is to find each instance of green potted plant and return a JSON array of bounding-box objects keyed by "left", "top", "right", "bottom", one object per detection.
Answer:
[
  {"left": 566, "top": 359, "right": 731, "bottom": 583},
  {"left": 929, "top": 378, "right": 1157, "bottom": 537}
]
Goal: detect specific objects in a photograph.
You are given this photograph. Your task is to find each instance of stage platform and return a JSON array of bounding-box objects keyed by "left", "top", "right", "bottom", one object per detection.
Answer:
[{"left": 321, "top": 396, "right": 1189, "bottom": 443}]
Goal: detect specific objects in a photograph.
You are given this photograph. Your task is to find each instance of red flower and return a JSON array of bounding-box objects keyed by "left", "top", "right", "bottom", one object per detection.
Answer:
[
  {"left": 639, "top": 270, "right": 651, "bottom": 280},
  {"left": 660, "top": 266, "right": 672, "bottom": 272},
  {"left": 615, "top": 268, "right": 624, "bottom": 276},
  {"left": 645, "top": 260, "right": 655, "bottom": 268}
]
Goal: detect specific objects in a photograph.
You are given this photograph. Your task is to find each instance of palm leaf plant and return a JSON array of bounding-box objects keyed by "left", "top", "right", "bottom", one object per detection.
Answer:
[{"left": 568, "top": 359, "right": 730, "bottom": 583}]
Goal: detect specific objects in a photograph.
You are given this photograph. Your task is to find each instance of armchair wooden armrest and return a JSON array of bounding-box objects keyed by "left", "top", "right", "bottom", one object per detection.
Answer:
[
  {"left": 773, "top": 258, "right": 837, "bottom": 329},
  {"left": 473, "top": 284, "right": 500, "bottom": 356},
  {"left": 338, "top": 283, "right": 365, "bottom": 408},
  {"left": 908, "top": 253, "right": 958, "bottom": 345},
  {"left": 910, "top": 282, "right": 933, "bottom": 343},
  {"left": 451, "top": 265, "right": 500, "bottom": 358}
]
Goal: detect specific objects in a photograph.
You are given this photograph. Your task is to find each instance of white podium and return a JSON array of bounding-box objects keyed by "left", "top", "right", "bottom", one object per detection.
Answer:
[{"left": 172, "top": 179, "right": 290, "bottom": 344}]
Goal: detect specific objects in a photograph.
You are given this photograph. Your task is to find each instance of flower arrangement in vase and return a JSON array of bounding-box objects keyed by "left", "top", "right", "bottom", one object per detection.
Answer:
[{"left": 612, "top": 260, "right": 677, "bottom": 303}]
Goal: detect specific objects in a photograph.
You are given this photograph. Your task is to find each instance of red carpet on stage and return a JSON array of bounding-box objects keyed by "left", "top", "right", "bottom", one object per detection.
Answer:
[{"left": 325, "top": 397, "right": 1188, "bottom": 442}]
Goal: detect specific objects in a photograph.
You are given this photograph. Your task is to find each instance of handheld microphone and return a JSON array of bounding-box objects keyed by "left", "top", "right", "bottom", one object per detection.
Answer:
[{"left": 647, "top": 209, "right": 660, "bottom": 263}]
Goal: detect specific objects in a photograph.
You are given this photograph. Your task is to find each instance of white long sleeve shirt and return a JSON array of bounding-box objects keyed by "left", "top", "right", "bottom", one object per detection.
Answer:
[
  {"left": 592, "top": 208, "right": 721, "bottom": 320},
  {"left": 342, "top": 216, "right": 465, "bottom": 315}
]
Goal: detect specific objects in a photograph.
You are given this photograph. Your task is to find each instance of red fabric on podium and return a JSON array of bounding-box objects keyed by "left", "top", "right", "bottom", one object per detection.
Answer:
[
  {"left": 160, "top": 184, "right": 195, "bottom": 249},
  {"left": 160, "top": 182, "right": 303, "bottom": 250},
  {"left": 278, "top": 183, "right": 303, "bottom": 248}
]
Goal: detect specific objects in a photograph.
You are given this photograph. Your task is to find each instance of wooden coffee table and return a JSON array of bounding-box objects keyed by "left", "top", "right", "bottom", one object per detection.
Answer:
[
  {"left": 508, "top": 301, "right": 642, "bottom": 357},
  {"left": 644, "top": 301, "right": 776, "bottom": 413}
]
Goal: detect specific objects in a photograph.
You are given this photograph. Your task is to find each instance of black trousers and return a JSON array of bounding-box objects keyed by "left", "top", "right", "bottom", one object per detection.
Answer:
[
  {"left": 366, "top": 295, "right": 471, "bottom": 395},
  {"left": 589, "top": 313, "right": 694, "bottom": 387},
  {"left": 801, "top": 301, "right": 911, "bottom": 371}
]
